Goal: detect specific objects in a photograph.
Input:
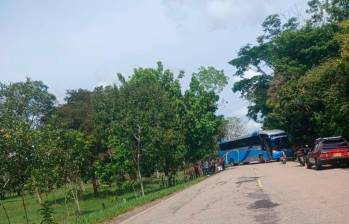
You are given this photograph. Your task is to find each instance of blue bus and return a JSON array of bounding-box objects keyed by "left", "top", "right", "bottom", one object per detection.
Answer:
[{"left": 218, "top": 130, "right": 293, "bottom": 165}]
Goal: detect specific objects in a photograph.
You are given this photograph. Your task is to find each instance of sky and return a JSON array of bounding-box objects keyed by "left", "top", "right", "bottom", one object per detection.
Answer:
[{"left": 0, "top": 0, "right": 308, "bottom": 132}]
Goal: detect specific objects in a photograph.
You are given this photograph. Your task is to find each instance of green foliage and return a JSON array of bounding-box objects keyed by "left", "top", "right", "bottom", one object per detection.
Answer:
[
  {"left": 327, "top": 0, "right": 349, "bottom": 22},
  {"left": 230, "top": 0, "right": 349, "bottom": 144},
  {"left": 192, "top": 66, "right": 228, "bottom": 93},
  {"left": 58, "top": 89, "right": 94, "bottom": 133},
  {"left": 0, "top": 119, "right": 35, "bottom": 194},
  {"left": 307, "top": 0, "right": 349, "bottom": 25},
  {"left": 0, "top": 78, "right": 56, "bottom": 127},
  {"left": 232, "top": 75, "right": 272, "bottom": 121},
  {"left": 39, "top": 201, "right": 56, "bottom": 224},
  {"left": 273, "top": 24, "right": 340, "bottom": 79},
  {"left": 1, "top": 63, "right": 222, "bottom": 220},
  {"left": 182, "top": 76, "right": 225, "bottom": 162},
  {"left": 0, "top": 176, "right": 203, "bottom": 224}
]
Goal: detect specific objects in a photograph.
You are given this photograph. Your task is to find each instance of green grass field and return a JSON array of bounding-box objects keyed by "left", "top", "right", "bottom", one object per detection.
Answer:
[{"left": 0, "top": 176, "right": 204, "bottom": 224}]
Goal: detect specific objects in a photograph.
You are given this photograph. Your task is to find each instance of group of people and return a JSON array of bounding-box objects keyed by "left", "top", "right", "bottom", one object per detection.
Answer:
[
  {"left": 187, "top": 157, "right": 225, "bottom": 180},
  {"left": 203, "top": 157, "right": 225, "bottom": 176}
]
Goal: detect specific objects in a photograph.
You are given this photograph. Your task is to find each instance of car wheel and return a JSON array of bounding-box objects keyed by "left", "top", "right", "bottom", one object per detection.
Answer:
[{"left": 315, "top": 159, "right": 322, "bottom": 170}]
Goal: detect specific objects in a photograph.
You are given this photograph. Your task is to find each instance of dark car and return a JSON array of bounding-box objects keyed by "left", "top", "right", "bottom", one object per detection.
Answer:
[{"left": 306, "top": 136, "right": 349, "bottom": 170}]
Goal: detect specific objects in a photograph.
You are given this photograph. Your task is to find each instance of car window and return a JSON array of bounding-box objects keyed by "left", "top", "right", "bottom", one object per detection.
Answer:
[{"left": 322, "top": 139, "right": 349, "bottom": 149}]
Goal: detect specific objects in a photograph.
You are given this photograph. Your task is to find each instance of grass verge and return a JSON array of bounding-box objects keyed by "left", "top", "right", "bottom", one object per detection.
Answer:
[
  {"left": 0, "top": 177, "right": 205, "bottom": 224},
  {"left": 78, "top": 177, "right": 204, "bottom": 224}
]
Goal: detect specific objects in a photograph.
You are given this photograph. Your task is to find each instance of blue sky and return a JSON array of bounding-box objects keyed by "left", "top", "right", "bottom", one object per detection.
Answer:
[{"left": 0, "top": 0, "right": 308, "bottom": 131}]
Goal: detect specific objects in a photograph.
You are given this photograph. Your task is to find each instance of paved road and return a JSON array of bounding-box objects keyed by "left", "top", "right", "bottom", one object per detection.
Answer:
[{"left": 113, "top": 162, "right": 349, "bottom": 224}]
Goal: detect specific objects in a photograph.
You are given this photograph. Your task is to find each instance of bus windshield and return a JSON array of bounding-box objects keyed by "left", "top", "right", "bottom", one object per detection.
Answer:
[
  {"left": 269, "top": 136, "right": 289, "bottom": 149},
  {"left": 263, "top": 133, "right": 289, "bottom": 150}
]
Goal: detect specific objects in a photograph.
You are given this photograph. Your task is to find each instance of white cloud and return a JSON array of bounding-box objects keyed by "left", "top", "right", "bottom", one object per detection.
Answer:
[
  {"left": 205, "top": 0, "right": 235, "bottom": 30},
  {"left": 204, "top": 0, "right": 270, "bottom": 30},
  {"left": 163, "top": 0, "right": 307, "bottom": 31}
]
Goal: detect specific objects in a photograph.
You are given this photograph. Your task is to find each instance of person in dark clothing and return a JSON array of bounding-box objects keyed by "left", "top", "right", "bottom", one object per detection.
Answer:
[
  {"left": 210, "top": 160, "right": 216, "bottom": 174},
  {"left": 194, "top": 163, "right": 200, "bottom": 178}
]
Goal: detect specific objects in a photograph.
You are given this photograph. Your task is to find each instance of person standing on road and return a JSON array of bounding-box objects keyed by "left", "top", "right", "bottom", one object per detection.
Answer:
[
  {"left": 211, "top": 160, "right": 216, "bottom": 174},
  {"left": 203, "top": 160, "right": 209, "bottom": 176},
  {"left": 219, "top": 156, "right": 225, "bottom": 170},
  {"left": 280, "top": 150, "right": 287, "bottom": 164},
  {"left": 194, "top": 163, "right": 200, "bottom": 178}
]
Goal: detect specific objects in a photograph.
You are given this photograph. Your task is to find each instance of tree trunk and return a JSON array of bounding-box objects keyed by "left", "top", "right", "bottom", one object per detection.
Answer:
[
  {"left": 131, "top": 182, "right": 138, "bottom": 199},
  {"left": 135, "top": 130, "right": 145, "bottom": 197},
  {"left": 167, "top": 175, "right": 173, "bottom": 187},
  {"left": 137, "top": 161, "right": 145, "bottom": 197},
  {"left": 72, "top": 188, "right": 81, "bottom": 215},
  {"left": 21, "top": 194, "right": 29, "bottom": 224},
  {"left": 32, "top": 177, "right": 42, "bottom": 204},
  {"left": 91, "top": 174, "right": 99, "bottom": 197},
  {"left": 35, "top": 186, "right": 42, "bottom": 204},
  {"left": 1, "top": 201, "right": 11, "bottom": 224},
  {"left": 161, "top": 175, "right": 165, "bottom": 188}
]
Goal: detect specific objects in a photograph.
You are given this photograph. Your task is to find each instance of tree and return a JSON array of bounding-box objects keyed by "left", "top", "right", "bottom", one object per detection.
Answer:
[
  {"left": 266, "top": 20, "right": 349, "bottom": 143},
  {"left": 108, "top": 62, "right": 226, "bottom": 191},
  {"left": 57, "top": 87, "right": 117, "bottom": 197},
  {"left": 29, "top": 125, "right": 61, "bottom": 203},
  {"left": 111, "top": 70, "right": 167, "bottom": 196},
  {"left": 39, "top": 201, "right": 56, "bottom": 224},
  {"left": 58, "top": 89, "right": 93, "bottom": 133},
  {"left": 57, "top": 89, "right": 99, "bottom": 196},
  {"left": 57, "top": 130, "right": 91, "bottom": 215},
  {"left": 306, "top": 0, "right": 328, "bottom": 26},
  {"left": 91, "top": 85, "right": 120, "bottom": 188},
  {"left": 228, "top": 14, "right": 282, "bottom": 121},
  {"left": 192, "top": 66, "right": 228, "bottom": 93},
  {"left": 327, "top": 0, "right": 349, "bottom": 22},
  {"left": 181, "top": 75, "right": 225, "bottom": 163},
  {"left": 0, "top": 78, "right": 56, "bottom": 128},
  {"left": 230, "top": 0, "right": 349, "bottom": 145},
  {"left": 0, "top": 79, "right": 56, "bottom": 223}
]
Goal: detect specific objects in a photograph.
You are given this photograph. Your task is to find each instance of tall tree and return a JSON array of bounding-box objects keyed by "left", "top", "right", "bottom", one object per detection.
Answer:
[
  {"left": 0, "top": 79, "right": 56, "bottom": 222},
  {"left": 182, "top": 74, "right": 225, "bottom": 163},
  {"left": 57, "top": 88, "right": 114, "bottom": 197},
  {"left": 111, "top": 69, "right": 170, "bottom": 196},
  {"left": 229, "top": 0, "right": 349, "bottom": 144}
]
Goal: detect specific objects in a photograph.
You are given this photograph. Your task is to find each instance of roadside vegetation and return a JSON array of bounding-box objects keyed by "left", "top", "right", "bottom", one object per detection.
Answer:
[
  {"left": 1, "top": 0, "right": 349, "bottom": 223},
  {"left": 1, "top": 174, "right": 203, "bottom": 224},
  {"left": 0, "top": 63, "right": 227, "bottom": 223},
  {"left": 230, "top": 0, "right": 349, "bottom": 145}
]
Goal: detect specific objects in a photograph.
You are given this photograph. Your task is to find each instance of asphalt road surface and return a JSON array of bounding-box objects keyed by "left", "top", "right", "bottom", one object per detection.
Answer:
[{"left": 112, "top": 162, "right": 349, "bottom": 224}]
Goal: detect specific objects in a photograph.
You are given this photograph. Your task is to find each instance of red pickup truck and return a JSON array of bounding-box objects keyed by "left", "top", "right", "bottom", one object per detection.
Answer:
[{"left": 306, "top": 136, "right": 349, "bottom": 170}]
